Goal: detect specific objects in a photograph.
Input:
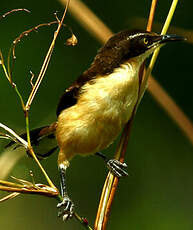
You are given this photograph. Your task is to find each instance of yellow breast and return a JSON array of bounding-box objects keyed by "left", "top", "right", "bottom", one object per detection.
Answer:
[{"left": 56, "top": 61, "right": 140, "bottom": 160}]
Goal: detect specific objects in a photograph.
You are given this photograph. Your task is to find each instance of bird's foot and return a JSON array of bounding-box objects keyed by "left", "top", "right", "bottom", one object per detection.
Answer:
[
  {"left": 57, "top": 195, "right": 74, "bottom": 221},
  {"left": 107, "top": 159, "right": 128, "bottom": 177}
]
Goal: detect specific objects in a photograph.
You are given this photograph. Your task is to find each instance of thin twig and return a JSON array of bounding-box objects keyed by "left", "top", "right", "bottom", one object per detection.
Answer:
[
  {"left": 26, "top": 2, "right": 70, "bottom": 110},
  {"left": 0, "top": 9, "right": 30, "bottom": 21},
  {"left": 30, "top": 71, "right": 35, "bottom": 88},
  {"left": 140, "top": 0, "right": 179, "bottom": 102},
  {"left": 74, "top": 212, "right": 93, "bottom": 230},
  {"left": 11, "top": 21, "right": 58, "bottom": 60},
  {"left": 7, "top": 21, "right": 58, "bottom": 85},
  {"left": 0, "top": 185, "right": 58, "bottom": 196},
  {"left": 0, "top": 192, "right": 20, "bottom": 202},
  {"left": 0, "top": 123, "right": 28, "bottom": 148},
  {"left": 1, "top": 50, "right": 26, "bottom": 109},
  {"left": 146, "top": 0, "right": 158, "bottom": 31}
]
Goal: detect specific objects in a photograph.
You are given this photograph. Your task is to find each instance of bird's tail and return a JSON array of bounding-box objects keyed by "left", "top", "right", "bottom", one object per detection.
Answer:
[{"left": 6, "top": 122, "right": 58, "bottom": 159}]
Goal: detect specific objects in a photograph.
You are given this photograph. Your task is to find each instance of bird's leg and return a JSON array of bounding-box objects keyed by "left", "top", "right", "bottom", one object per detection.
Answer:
[
  {"left": 57, "top": 162, "right": 74, "bottom": 221},
  {"left": 95, "top": 152, "right": 128, "bottom": 177}
]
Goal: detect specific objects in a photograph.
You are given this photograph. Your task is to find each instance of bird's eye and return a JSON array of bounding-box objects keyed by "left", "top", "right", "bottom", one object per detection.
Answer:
[{"left": 143, "top": 38, "right": 149, "bottom": 45}]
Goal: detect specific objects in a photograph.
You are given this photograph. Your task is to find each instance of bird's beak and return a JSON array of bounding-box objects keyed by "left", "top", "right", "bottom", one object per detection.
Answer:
[
  {"left": 160, "top": 34, "right": 186, "bottom": 44},
  {"left": 149, "top": 34, "right": 186, "bottom": 49}
]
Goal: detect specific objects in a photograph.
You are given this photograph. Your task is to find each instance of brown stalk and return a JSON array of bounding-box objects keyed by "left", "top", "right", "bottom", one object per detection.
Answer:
[
  {"left": 95, "top": 0, "right": 157, "bottom": 226},
  {"left": 97, "top": 119, "right": 133, "bottom": 230},
  {"left": 146, "top": 0, "right": 158, "bottom": 31}
]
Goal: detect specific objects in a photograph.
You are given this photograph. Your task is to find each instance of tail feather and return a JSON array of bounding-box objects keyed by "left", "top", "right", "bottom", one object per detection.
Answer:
[{"left": 6, "top": 122, "right": 58, "bottom": 159}]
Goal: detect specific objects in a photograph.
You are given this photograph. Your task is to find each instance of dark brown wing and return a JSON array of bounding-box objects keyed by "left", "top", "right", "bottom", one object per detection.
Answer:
[
  {"left": 56, "top": 49, "right": 123, "bottom": 117},
  {"left": 56, "top": 68, "right": 97, "bottom": 117},
  {"left": 56, "top": 30, "right": 134, "bottom": 116},
  {"left": 56, "top": 84, "right": 80, "bottom": 117}
]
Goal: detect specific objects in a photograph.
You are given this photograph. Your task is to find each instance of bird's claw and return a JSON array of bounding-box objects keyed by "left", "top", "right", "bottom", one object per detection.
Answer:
[
  {"left": 107, "top": 159, "right": 128, "bottom": 177},
  {"left": 57, "top": 195, "right": 74, "bottom": 221}
]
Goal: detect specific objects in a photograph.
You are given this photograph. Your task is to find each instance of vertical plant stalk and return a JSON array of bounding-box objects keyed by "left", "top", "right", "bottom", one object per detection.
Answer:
[
  {"left": 95, "top": 0, "right": 180, "bottom": 229},
  {"left": 0, "top": 51, "right": 26, "bottom": 110},
  {"left": 23, "top": 0, "right": 71, "bottom": 190},
  {"left": 140, "top": 0, "right": 179, "bottom": 101},
  {"left": 94, "top": 119, "right": 133, "bottom": 230},
  {"left": 146, "top": 0, "right": 158, "bottom": 31},
  {"left": 1, "top": 3, "right": 70, "bottom": 190}
]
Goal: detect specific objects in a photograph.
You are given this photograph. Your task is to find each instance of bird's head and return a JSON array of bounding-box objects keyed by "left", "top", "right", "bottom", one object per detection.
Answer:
[
  {"left": 82, "top": 29, "right": 185, "bottom": 78},
  {"left": 99, "top": 29, "right": 185, "bottom": 64}
]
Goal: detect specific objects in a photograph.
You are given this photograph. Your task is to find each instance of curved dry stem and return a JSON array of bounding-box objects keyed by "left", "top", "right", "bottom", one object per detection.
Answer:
[
  {"left": 12, "top": 21, "right": 58, "bottom": 59},
  {"left": 8, "top": 21, "right": 58, "bottom": 82},
  {"left": 0, "top": 9, "right": 30, "bottom": 21},
  {"left": 25, "top": 2, "right": 70, "bottom": 110}
]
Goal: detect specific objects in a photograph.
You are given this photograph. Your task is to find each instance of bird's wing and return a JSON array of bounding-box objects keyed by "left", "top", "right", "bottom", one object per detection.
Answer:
[
  {"left": 56, "top": 43, "right": 123, "bottom": 117},
  {"left": 56, "top": 84, "right": 80, "bottom": 117},
  {"left": 56, "top": 63, "right": 102, "bottom": 117}
]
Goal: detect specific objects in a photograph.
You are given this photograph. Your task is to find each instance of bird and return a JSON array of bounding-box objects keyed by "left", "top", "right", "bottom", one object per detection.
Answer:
[{"left": 7, "top": 29, "right": 184, "bottom": 220}]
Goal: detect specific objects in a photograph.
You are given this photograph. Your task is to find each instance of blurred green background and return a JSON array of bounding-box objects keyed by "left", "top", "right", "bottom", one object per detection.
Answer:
[{"left": 0, "top": 0, "right": 193, "bottom": 229}]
